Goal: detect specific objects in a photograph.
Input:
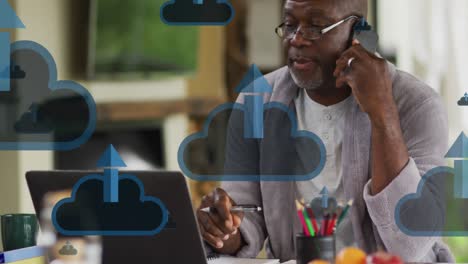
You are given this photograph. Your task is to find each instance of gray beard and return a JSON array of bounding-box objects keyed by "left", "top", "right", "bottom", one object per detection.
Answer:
[{"left": 290, "top": 69, "right": 323, "bottom": 91}]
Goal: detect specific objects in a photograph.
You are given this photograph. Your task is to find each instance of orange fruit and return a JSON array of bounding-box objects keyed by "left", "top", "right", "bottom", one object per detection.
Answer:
[
  {"left": 336, "top": 247, "right": 367, "bottom": 264},
  {"left": 308, "top": 260, "right": 330, "bottom": 264}
]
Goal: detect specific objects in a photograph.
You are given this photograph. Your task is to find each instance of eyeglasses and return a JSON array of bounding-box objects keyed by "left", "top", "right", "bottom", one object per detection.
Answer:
[{"left": 275, "top": 15, "right": 360, "bottom": 41}]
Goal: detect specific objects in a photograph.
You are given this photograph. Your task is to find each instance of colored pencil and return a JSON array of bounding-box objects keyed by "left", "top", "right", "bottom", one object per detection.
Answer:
[
  {"left": 302, "top": 208, "right": 315, "bottom": 237},
  {"left": 320, "top": 215, "right": 328, "bottom": 236},
  {"left": 298, "top": 210, "right": 310, "bottom": 236},
  {"left": 296, "top": 200, "right": 311, "bottom": 236},
  {"left": 325, "top": 214, "right": 332, "bottom": 236},
  {"left": 299, "top": 199, "right": 319, "bottom": 235},
  {"left": 327, "top": 213, "right": 337, "bottom": 235},
  {"left": 306, "top": 207, "right": 319, "bottom": 234},
  {"left": 337, "top": 199, "right": 354, "bottom": 226}
]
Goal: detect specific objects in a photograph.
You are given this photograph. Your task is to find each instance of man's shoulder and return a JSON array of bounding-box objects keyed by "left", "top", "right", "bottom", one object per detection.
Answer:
[
  {"left": 261, "top": 66, "right": 297, "bottom": 105},
  {"left": 391, "top": 66, "right": 445, "bottom": 119},
  {"left": 263, "top": 66, "right": 290, "bottom": 85},
  {"left": 235, "top": 66, "right": 291, "bottom": 104}
]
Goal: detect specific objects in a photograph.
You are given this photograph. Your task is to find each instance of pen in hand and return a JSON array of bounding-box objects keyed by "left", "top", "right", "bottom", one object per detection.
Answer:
[{"left": 200, "top": 204, "right": 262, "bottom": 213}]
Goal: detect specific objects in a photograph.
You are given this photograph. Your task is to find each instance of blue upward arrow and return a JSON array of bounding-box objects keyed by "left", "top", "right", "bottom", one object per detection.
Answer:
[
  {"left": 235, "top": 64, "right": 273, "bottom": 94},
  {"left": 0, "top": 0, "right": 25, "bottom": 92},
  {"left": 446, "top": 132, "right": 468, "bottom": 199},
  {"left": 445, "top": 132, "right": 468, "bottom": 159},
  {"left": 97, "top": 144, "right": 127, "bottom": 167},
  {"left": 235, "top": 65, "right": 272, "bottom": 139},
  {"left": 320, "top": 187, "right": 329, "bottom": 208},
  {"left": 97, "top": 145, "right": 126, "bottom": 203},
  {"left": 0, "top": 0, "right": 25, "bottom": 28}
]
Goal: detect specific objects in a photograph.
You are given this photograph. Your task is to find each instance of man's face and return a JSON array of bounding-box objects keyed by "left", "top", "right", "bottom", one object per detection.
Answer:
[{"left": 283, "top": 0, "right": 355, "bottom": 91}]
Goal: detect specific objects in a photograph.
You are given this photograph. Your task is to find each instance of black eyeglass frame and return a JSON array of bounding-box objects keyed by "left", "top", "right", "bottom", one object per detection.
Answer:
[{"left": 275, "top": 15, "right": 360, "bottom": 41}]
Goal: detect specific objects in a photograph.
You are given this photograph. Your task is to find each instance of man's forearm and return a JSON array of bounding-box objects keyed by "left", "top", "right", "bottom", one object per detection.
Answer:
[{"left": 369, "top": 103, "right": 410, "bottom": 195}]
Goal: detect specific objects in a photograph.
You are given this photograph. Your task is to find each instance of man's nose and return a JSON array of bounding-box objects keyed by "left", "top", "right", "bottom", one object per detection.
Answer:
[{"left": 289, "top": 27, "right": 312, "bottom": 47}]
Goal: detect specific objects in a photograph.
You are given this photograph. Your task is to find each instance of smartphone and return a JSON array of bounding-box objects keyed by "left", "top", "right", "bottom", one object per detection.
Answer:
[{"left": 352, "top": 18, "right": 379, "bottom": 54}]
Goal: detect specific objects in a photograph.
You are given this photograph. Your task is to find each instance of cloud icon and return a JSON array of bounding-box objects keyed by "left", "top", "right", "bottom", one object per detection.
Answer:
[
  {"left": 395, "top": 166, "right": 459, "bottom": 236},
  {"left": 395, "top": 164, "right": 468, "bottom": 237},
  {"left": 58, "top": 241, "right": 78, "bottom": 256},
  {"left": 457, "top": 94, "right": 468, "bottom": 106},
  {"left": 160, "top": 0, "right": 234, "bottom": 25},
  {"left": 52, "top": 174, "right": 168, "bottom": 236},
  {"left": 178, "top": 102, "right": 326, "bottom": 181},
  {"left": 0, "top": 41, "right": 96, "bottom": 150},
  {"left": 396, "top": 131, "right": 468, "bottom": 236}
]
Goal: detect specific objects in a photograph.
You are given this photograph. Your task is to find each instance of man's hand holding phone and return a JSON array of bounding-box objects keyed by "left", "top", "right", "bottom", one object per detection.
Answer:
[
  {"left": 334, "top": 25, "right": 408, "bottom": 196},
  {"left": 196, "top": 188, "right": 245, "bottom": 255},
  {"left": 333, "top": 39, "right": 396, "bottom": 126}
]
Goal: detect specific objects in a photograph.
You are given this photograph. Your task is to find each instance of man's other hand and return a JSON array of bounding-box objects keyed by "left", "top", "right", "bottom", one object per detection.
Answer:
[{"left": 196, "top": 187, "right": 245, "bottom": 255}]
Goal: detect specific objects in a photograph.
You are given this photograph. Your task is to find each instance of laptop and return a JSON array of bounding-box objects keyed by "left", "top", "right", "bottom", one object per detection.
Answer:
[{"left": 26, "top": 170, "right": 208, "bottom": 264}]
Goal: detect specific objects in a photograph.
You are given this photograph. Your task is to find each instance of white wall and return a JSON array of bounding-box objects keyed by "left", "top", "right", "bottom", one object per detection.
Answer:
[
  {"left": 378, "top": 0, "right": 468, "bottom": 143},
  {"left": 378, "top": 0, "right": 413, "bottom": 72}
]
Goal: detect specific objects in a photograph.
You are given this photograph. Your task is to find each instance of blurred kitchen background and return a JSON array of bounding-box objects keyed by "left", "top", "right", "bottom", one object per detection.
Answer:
[{"left": 0, "top": 0, "right": 467, "bottom": 261}]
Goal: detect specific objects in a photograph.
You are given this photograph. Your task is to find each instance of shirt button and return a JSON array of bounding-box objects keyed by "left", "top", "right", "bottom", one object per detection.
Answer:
[{"left": 324, "top": 114, "right": 332, "bottom": 121}]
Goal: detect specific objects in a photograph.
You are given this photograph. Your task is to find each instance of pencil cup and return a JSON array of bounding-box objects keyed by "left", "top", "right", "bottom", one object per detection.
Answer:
[{"left": 295, "top": 234, "right": 335, "bottom": 264}]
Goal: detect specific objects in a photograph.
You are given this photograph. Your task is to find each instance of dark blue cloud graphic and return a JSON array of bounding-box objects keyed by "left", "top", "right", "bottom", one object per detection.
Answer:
[
  {"left": 396, "top": 132, "right": 468, "bottom": 236},
  {"left": 52, "top": 174, "right": 168, "bottom": 236},
  {"left": 160, "top": 0, "right": 234, "bottom": 26},
  {"left": 58, "top": 241, "right": 78, "bottom": 256},
  {"left": 0, "top": 41, "right": 96, "bottom": 150},
  {"left": 457, "top": 95, "right": 468, "bottom": 106},
  {"left": 394, "top": 166, "right": 468, "bottom": 236},
  {"left": 178, "top": 102, "right": 326, "bottom": 181}
]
